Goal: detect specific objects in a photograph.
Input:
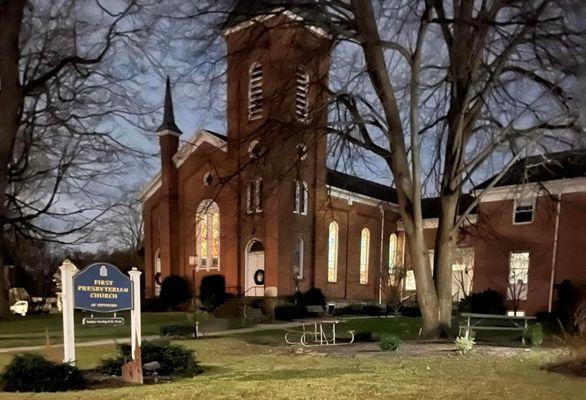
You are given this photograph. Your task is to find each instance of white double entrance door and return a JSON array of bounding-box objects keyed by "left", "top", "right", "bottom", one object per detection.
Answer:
[{"left": 245, "top": 250, "right": 265, "bottom": 297}]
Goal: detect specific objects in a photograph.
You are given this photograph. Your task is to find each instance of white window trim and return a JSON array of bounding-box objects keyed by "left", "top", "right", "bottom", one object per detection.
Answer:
[
  {"left": 255, "top": 178, "right": 263, "bottom": 213},
  {"left": 247, "top": 178, "right": 263, "bottom": 214},
  {"left": 327, "top": 222, "right": 339, "bottom": 283},
  {"left": 512, "top": 197, "right": 535, "bottom": 225},
  {"left": 154, "top": 248, "right": 162, "bottom": 296},
  {"left": 293, "top": 180, "right": 308, "bottom": 215},
  {"left": 507, "top": 251, "right": 530, "bottom": 300}
]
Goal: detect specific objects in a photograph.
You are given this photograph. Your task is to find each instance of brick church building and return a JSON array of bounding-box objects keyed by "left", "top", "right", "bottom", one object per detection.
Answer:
[{"left": 140, "top": 2, "right": 586, "bottom": 315}]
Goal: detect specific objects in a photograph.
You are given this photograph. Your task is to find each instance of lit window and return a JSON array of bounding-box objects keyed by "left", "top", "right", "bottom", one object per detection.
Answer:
[
  {"left": 247, "top": 178, "right": 263, "bottom": 214},
  {"left": 293, "top": 180, "right": 308, "bottom": 215},
  {"left": 295, "top": 67, "right": 309, "bottom": 121},
  {"left": 513, "top": 198, "right": 534, "bottom": 224},
  {"left": 248, "top": 62, "right": 263, "bottom": 120},
  {"left": 327, "top": 222, "right": 339, "bottom": 283},
  {"left": 508, "top": 251, "right": 529, "bottom": 300},
  {"left": 196, "top": 200, "right": 220, "bottom": 271},
  {"left": 293, "top": 236, "right": 304, "bottom": 280},
  {"left": 388, "top": 234, "right": 397, "bottom": 274},
  {"left": 359, "top": 228, "right": 370, "bottom": 284}
]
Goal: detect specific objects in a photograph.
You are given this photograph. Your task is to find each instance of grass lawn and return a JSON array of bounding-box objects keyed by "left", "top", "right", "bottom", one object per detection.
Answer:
[{"left": 0, "top": 334, "right": 583, "bottom": 400}]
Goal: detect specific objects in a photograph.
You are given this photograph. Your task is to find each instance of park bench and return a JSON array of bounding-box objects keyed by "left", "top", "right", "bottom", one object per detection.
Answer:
[{"left": 459, "top": 312, "right": 536, "bottom": 345}]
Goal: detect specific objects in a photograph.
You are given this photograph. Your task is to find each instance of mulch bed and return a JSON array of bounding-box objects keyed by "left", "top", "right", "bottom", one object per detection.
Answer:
[{"left": 543, "top": 357, "right": 586, "bottom": 377}]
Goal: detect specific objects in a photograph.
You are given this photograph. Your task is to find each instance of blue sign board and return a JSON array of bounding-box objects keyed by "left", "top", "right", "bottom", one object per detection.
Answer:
[{"left": 73, "top": 263, "right": 133, "bottom": 313}]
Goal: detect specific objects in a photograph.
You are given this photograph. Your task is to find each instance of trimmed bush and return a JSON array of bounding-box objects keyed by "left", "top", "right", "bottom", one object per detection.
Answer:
[
  {"left": 274, "top": 303, "right": 306, "bottom": 321},
  {"left": 99, "top": 340, "right": 201, "bottom": 377},
  {"left": 160, "top": 275, "right": 192, "bottom": 310},
  {"left": 379, "top": 335, "right": 402, "bottom": 351},
  {"left": 200, "top": 274, "right": 227, "bottom": 310},
  {"left": 303, "top": 288, "right": 326, "bottom": 307},
  {"left": 363, "top": 304, "right": 385, "bottom": 316},
  {"left": 160, "top": 324, "right": 194, "bottom": 338},
  {"left": 400, "top": 305, "right": 421, "bottom": 317},
  {"left": 1, "top": 354, "right": 86, "bottom": 392},
  {"left": 524, "top": 323, "right": 544, "bottom": 347},
  {"left": 354, "top": 331, "right": 374, "bottom": 342},
  {"left": 467, "top": 289, "right": 505, "bottom": 315}
]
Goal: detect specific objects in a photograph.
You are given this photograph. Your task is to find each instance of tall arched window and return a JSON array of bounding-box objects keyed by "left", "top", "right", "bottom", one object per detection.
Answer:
[
  {"left": 196, "top": 200, "right": 220, "bottom": 271},
  {"left": 359, "top": 228, "right": 370, "bottom": 284},
  {"left": 248, "top": 62, "right": 263, "bottom": 120},
  {"left": 293, "top": 235, "right": 304, "bottom": 280},
  {"left": 327, "top": 222, "right": 338, "bottom": 283},
  {"left": 295, "top": 67, "right": 309, "bottom": 121},
  {"left": 293, "top": 180, "right": 308, "bottom": 215},
  {"left": 389, "top": 234, "right": 397, "bottom": 273},
  {"left": 154, "top": 248, "right": 162, "bottom": 296}
]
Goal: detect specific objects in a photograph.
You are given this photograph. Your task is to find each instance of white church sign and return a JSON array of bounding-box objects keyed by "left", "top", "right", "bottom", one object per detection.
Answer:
[{"left": 60, "top": 260, "right": 142, "bottom": 365}]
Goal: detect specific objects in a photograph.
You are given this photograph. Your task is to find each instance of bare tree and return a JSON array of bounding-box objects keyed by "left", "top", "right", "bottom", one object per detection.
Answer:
[
  {"left": 0, "top": 0, "right": 165, "bottom": 318},
  {"left": 177, "top": 0, "right": 584, "bottom": 336}
]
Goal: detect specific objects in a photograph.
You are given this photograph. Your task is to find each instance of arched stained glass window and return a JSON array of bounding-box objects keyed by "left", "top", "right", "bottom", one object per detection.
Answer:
[
  {"left": 196, "top": 200, "right": 220, "bottom": 271},
  {"left": 359, "top": 228, "right": 370, "bottom": 284},
  {"left": 327, "top": 222, "right": 338, "bottom": 283}
]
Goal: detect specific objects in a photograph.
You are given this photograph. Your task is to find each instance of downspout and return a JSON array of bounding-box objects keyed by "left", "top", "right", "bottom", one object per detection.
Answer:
[
  {"left": 548, "top": 193, "right": 562, "bottom": 312},
  {"left": 378, "top": 204, "right": 385, "bottom": 304}
]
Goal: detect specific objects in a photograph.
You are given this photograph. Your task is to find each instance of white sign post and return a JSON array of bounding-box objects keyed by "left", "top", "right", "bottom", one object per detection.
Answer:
[
  {"left": 60, "top": 259, "right": 78, "bottom": 364},
  {"left": 128, "top": 268, "right": 142, "bottom": 359}
]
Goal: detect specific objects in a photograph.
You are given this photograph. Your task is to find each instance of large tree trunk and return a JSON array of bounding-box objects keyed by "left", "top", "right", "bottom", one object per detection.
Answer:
[
  {"left": 0, "top": 0, "right": 26, "bottom": 319},
  {"left": 351, "top": 0, "right": 442, "bottom": 336},
  {"left": 434, "top": 193, "right": 459, "bottom": 332}
]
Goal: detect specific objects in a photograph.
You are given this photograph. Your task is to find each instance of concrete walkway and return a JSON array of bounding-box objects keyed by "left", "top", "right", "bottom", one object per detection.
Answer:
[{"left": 0, "top": 321, "right": 305, "bottom": 354}]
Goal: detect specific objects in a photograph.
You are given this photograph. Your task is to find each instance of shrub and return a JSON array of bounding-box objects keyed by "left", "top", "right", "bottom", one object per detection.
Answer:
[
  {"left": 143, "top": 297, "right": 167, "bottom": 312},
  {"left": 200, "top": 274, "right": 227, "bottom": 310},
  {"left": 379, "top": 335, "right": 402, "bottom": 351},
  {"left": 467, "top": 289, "right": 505, "bottom": 315},
  {"left": 274, "top": 303, "right": 306, "bottom": 321},
  {"left": 455, "top": 335, "right": 475, "bottom": 354},
  {"left": 1, "top": 354, "right": 86, "bottom": 392},
  {"left": 160, "top": 275, "right": 192, "bottom": 310},
  {"left": 160, "top": 324, "right": 194, "bottom": 338},
  {"left": 354, "top": 331, "right": 374, "bottom": 342},
  {"left": 401, "top": 305, "right": 421, "bottom": 317},
  {"left": 363, "top": 304, "right": 385, "bottom": 316},
  {"left": 99, "top": 340, "right": 201, "bottom": 377},
  {"left": 303, "top": 288, "right": 326, "bottom": 307},
  {"left": 524, "top": 323, "right": 544, "bottom": 347},
  {"left": 553, "top": 279, "right": 583, "bottom": 332}
]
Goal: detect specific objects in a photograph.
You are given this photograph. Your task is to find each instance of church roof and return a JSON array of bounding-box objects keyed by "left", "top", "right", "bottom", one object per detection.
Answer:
[
  {"left": 223, "top": 0, "right": 330, "bottom": 31},
  {"left": 156, "top": 76, "right": 182, "bottom": 134},
  {"left": 326, "top": 169, "right": 398, "bottom": 204},
  {"left": 476, "top": 149, "right": 586, "bottom": 189}
]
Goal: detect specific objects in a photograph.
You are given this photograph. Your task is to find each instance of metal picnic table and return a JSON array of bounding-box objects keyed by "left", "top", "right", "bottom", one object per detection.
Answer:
[
  {"left": 285, "top": 319, "right": 355, "bottom": 347},
  {"left": 459, "top": 313, "right": 536, "bottom": 345}
]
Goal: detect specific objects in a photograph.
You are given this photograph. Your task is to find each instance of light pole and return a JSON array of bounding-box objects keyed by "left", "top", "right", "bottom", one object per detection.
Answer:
[{"left": 191, "top": 265, "right": 198, "bottom": 339}]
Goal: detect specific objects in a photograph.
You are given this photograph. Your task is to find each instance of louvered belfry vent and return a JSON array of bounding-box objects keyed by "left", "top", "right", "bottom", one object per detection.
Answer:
[
  {"left": 295, "top": 68, "right": 309, "bottom": 121},
  {"left": 248, "top": 62, "right": 264, "bottom": 120}
]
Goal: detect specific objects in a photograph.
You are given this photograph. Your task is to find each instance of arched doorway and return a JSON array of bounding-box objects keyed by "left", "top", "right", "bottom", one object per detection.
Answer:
[{"left": 245, "top": 239, "right": 265, "bottom": 296}]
